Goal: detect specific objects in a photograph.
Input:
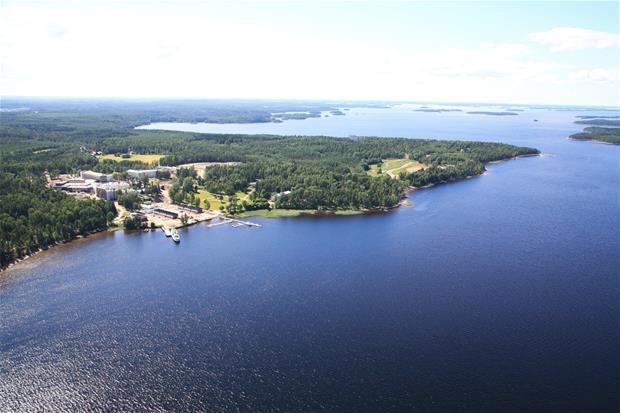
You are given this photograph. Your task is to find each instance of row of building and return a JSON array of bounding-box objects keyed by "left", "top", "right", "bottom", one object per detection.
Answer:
[
  {"left": 79, "top": 169, "right": 160, "bottom": 180},
  {"left": 53, "top": 178, "right": 131, "bottom": 201},
  {"left": 54, "top": 168, "right": 166, "bottom": 201}
]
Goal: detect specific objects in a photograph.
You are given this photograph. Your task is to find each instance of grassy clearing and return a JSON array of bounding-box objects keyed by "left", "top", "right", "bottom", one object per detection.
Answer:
[
  {"left": 97, "top": 154, "right": 164, "bottom": 164},
  {"left": 197, "top": 189, "right": 224, "bottom": 211},
  {"left": 196, "top": 188, "right": 256, "bottom": 211},
  {"left": 368, "top": 158, "right": 426, "bottom": 177},
  {"left": 234, "top": 191, "right": 252, "bottom": 202}
]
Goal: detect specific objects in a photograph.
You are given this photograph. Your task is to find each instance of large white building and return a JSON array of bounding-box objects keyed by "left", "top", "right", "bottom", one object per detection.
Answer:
[
  {"left": 94, "top": 182, "right": 130, "bottom": 201},
  {"left": 80, "top": 170, "right": 113, "bottom": 182},
  {"left": 127, "top": 169, "right": 158, "bottom": 179}
]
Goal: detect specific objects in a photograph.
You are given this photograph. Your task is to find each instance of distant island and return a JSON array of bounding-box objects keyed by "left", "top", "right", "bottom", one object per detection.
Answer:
[
  {"left": 466, "top": 111, "right": 519, "bottom": 116},
  {"left": 569, "top": 127, "right": 620, "bottom": 144},
  {"left": 574, "top": 118, "right": 620, "bottom": 127},
  {"left": 575, "top": 115, "right": 619, "bottom": 119},
  {"left": 271, "top": 111, "right": 323, "bottom": 121},
  {"left": 0, "top": 98, "right": 540, "bottom": 269}
]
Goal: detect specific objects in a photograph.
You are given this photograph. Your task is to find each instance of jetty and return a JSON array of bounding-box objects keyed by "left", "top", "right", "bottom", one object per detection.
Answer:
[
  {"left": 207, "top": 217, "right": 262, "bottom": 228},
  {"left": 229, "top": 218, "right": 262, "bottom": 228}
]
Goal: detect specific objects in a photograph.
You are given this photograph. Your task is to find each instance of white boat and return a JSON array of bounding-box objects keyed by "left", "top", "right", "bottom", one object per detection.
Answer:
[{"left": 171, "top": 228, "right": 180, "bottom": 243}]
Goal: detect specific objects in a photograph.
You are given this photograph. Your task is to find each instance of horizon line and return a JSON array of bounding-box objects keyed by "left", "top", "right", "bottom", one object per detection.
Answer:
[{"left": 2, "top": 95, "right": 619, "bottom": 109}]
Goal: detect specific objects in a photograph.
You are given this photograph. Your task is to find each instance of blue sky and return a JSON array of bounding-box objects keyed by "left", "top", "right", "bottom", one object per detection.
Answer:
[{"left": 1, "top": 1, "right": 618, "bottom": 105}]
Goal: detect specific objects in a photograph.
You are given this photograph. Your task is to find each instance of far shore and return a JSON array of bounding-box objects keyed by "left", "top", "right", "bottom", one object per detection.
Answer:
[{"left": 568, "top": 136, "right": 620, "bottom": 145}]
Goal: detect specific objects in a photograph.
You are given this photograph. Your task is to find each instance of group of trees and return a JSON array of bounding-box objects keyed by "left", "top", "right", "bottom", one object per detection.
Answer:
[
  {"left": 168, "top": 168, "right": 207, "bottom": 208},
  {"left": 117, "top": 191, "right": 141, "bottom": 211},
  {"left": 0, "top": 173, "right": 117, "bottom": 267}
]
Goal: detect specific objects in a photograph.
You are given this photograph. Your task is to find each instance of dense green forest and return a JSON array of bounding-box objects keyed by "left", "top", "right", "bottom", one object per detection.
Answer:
[
  {"left": 0, "top": 173, "right": 117, "bottom": 267},
  {"left": 569, "top": 127, "right": 620, "bottom": 144},
  {"left": 0, "top": 98, "right": 539, "bottom": 267}
]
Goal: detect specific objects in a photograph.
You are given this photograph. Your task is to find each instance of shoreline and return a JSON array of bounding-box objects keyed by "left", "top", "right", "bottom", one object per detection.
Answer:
[
  {"left": 0, "top": 228, "right": 110, "bottom": 273},
  {"left": 568, "top": 137, "right": 620, "bottom": 145},
  {"left": 3, "top": 154, "right": 535, "bottom": 272}
]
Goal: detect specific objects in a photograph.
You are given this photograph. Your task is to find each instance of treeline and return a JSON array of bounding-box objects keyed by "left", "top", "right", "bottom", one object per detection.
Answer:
[
  {"left": 569, "top": 127, "right": 620, "bottom": 144},
  {"left": 0, "top": 173, "right": 117, "bottom": 268}
]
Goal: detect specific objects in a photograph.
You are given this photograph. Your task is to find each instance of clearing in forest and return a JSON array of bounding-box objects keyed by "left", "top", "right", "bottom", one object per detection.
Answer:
[{"left": 368, "top": 158, "right": 426, "bottom": 178}]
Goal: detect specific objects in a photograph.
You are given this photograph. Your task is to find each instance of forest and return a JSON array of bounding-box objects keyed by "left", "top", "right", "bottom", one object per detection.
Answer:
[
  {"left": 0, "top": 99, "right": 539, "bottom": 267},
  {"left": 569, "top": 127, "right": 620, "bottom": 144},
  {"left": 0, "top": 173, "right": 117, "bottom": 267}
]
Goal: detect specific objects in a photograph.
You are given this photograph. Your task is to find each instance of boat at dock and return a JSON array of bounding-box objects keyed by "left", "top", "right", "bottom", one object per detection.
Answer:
[{"left": 171, "top": 228, "right": 180, "bottom": 243}]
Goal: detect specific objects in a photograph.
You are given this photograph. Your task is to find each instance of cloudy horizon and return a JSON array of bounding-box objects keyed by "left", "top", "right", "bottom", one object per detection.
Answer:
[{"left": 1, "top": 1, "right": 618, "bottom": 106}]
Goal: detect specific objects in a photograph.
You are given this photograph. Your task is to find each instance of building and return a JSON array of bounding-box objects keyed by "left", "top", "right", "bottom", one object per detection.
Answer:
[
  {"left": 95, "top": 186, "right": 117, "bottom": 201},
  {"left": 53, "top": 178, "right": 94, "bottom": 193},
  {"left": 174, "top": 202, "right": 203, "bottom": 213},
  {"left": 153, "top": 208, "right": 178, "bottom": 219},
  {"left": 80, "top": 170, "right": 113, "bottom": 182},
  {"left": 127, "top": 169, "right": 158, "bottom": 179},
  {"left": 270, "top": 190, "right": 291, "bottom": 202},
  {"left": 62, "top": 183, "right": 93, "bottom": 193},
  {"left": 94, "top": 182, "right": 130, "bottom": 201}
]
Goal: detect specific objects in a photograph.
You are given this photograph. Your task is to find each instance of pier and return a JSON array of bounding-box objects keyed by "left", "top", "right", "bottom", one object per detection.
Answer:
[{"left": 207, "top": 217, "right": 262, "bottom": 228}]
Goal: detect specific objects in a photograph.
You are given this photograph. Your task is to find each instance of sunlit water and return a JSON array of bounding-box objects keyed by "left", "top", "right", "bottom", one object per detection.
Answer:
[{"left": 2, "top": 104, "right": 619, "bottom": 412}]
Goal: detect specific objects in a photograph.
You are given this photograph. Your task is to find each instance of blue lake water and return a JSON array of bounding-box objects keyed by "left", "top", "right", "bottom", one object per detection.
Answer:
[{"left": 2, "top": 104, "right": 619, "bottom": 412}]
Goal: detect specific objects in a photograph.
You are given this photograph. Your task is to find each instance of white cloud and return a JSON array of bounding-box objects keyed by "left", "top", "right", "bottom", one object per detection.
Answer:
[
  {"left": 569, "top": 68, "right": 619, "bottom": 83},
  {"left": 529, "top": 27, "right": 619, "bottom": 51},
  {"left": 0, "top": 5, "right": 617, "bottom": 105}
]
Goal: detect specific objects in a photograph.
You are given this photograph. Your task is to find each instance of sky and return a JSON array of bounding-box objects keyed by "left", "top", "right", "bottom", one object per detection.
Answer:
[{"left": 1, "top": 1, "right": 618, "bottom": 106}]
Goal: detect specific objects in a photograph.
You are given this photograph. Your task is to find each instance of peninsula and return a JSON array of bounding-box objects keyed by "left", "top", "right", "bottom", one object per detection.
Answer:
[
  {"left": 569, "top": 127, "right": 620, "bottom": 144},
  {"left": 0, "top": 99, "right": 539, "bottom": 269}
]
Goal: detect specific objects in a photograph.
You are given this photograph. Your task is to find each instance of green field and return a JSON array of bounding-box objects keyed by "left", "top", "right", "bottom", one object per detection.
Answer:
[
  {"left": 197, "top": 189, "right": 224, "bottom": 210},
  {"left": 97, "top": 154, "right": 164, "bottom": 164}
]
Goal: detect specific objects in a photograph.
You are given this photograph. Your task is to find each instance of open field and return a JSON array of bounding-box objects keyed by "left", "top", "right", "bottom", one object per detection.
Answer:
[
  {"left": 97, "top": 154, "right": 164, "bottom": 164},
  {"left": 368, "top": 158, "right": 426, "bottom": 177},
  {"left": 197, "top": 189, "right": 224, "bottom": 211}
]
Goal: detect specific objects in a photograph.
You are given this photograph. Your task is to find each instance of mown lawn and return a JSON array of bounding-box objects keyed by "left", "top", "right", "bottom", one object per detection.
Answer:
[{"left": 197, "top": 189, "right": 224, "bottom": 211}]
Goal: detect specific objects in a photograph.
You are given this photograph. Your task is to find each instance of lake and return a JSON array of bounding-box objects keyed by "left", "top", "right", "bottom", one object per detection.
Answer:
[{"left": 2, "top": 104, "right": 619, "bottom": 412}]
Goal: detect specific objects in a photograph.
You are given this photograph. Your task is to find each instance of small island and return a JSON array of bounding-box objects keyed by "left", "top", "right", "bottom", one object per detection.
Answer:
[
  {"left": 569, "top": 127, "right": 620, "bottom": 144},
  {"left": 574, "top": 118, "right": 620, "bottom": 127},
  {"left": 271, "top": 111, "right": 323, "bottom": 121},
  {"left": 575, "top": 115, "right": 619, "bottom": 120}
]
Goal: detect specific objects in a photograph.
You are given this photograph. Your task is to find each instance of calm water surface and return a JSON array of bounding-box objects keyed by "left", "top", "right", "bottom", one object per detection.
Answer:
[{"left": 2, "top": 105, "right": 619, "bottom": 412}]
